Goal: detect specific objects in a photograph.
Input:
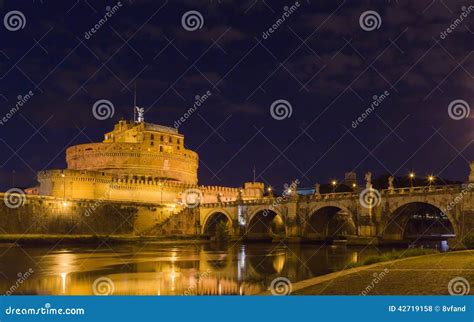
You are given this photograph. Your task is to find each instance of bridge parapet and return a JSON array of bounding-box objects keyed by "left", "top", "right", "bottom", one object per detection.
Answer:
[
  {"left": 199, "top": 184, "right": 466, "bottom": 209},
  {"left": 302, "top": 192, "right": 356, "bottom": 201},
  {"left": 200, "top": 197, "right": 276, "bottom": 208},
  {"left": 385, "top": 184, "right": 464, "bottom": 195}
]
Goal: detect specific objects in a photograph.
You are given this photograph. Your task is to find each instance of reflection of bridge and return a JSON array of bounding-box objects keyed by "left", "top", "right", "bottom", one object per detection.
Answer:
[{"left": 198, "top": 184, "right": 474, "bottom": 247}]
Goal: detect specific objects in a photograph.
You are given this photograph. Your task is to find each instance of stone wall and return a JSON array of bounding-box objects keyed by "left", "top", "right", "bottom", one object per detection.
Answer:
[
  {"left": 37, "top": 170, "right": 264, "bottom": 206},
  {"left": 0, "top": 194, "right": 178, "bottom": 236},
  {"left": 66, "top": 142, "right": 198, "bottom": 184}
]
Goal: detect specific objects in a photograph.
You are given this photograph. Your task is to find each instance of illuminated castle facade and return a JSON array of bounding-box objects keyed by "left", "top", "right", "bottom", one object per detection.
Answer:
[{"left": 37, "top": 111, "right": 263, "bottom": 205}]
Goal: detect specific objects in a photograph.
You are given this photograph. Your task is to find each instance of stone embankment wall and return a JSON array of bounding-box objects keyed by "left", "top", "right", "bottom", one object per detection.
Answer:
[{"left": 0, "top": 194, "right": 183, "bottom": 236}]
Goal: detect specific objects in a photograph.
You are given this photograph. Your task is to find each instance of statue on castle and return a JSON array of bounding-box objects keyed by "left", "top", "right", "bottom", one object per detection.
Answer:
[
  {"left": 217, "top": 193, "right": 222, "bottom": 203},
  {"left": 365, "top": 172, "right": 372, "bottom": 189},
  {"left": 135, "top": 106, "right": 145, "bottom": 123},
  {"left": 388, "top": 176, "right": 395, "bottom": 192}
]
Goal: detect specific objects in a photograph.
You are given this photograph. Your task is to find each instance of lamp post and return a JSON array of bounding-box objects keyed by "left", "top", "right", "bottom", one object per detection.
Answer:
[
  {"left": 409, "top": 172, "right": 415, "bottom": 189},
  {"left": 331, "top": 180, "right": 337, "bottom": 193},
  {"left": 428, "top": 175, "right": 435, "bottom": 188},
  {"left": 267, "top": 186, "right": 273, "bottom": 198}
]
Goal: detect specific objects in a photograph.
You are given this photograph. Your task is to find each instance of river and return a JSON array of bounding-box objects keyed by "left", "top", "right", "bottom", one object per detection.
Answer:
[{"left": 0, "top": 242, "right": 412, "bottom": 295}]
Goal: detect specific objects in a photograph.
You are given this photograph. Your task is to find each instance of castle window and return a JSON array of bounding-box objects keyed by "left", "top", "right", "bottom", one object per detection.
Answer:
[
  {"left": 151, "top": 134, "right": 154, "bottom": 140},
  {"left": 160, "top": 146, "right": 163, "bottom": 152},
  {"left": 151, "top": 141, "right": 154, "bottom": 146},
  {"left": 160, "top": 136, "right": 164, "bottom": 142}
]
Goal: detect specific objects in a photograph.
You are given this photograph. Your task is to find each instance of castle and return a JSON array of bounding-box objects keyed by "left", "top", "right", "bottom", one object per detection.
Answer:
[{"left": 34, "top": 110, "right": 264, "bottom": 206}]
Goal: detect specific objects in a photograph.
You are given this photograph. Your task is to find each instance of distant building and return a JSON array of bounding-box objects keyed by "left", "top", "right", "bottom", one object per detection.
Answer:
[{"left": 344, "top": 172, "right": 357, "bottom": 187}]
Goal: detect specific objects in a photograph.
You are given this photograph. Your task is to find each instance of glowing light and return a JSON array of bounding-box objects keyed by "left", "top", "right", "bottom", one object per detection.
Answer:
[
  {"left": 60, "top": 272, "right": 67, "bottom": 293},
  {"left": 62, "top": 201, "right": 69, "bottom": 207},
  {"left": 331, "top": 180, "right": 337, "bottom": 186},
  {"left": 409, "top": 172, "right": 415, "bottom": 179},
  {"left": 238, "top": 205, "right": 246, "bottom": 226}
]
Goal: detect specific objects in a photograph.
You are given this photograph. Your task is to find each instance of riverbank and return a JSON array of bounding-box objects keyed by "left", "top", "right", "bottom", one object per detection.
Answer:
[{"left": 288, "top": 250, "right": 474, "bottom": 295}]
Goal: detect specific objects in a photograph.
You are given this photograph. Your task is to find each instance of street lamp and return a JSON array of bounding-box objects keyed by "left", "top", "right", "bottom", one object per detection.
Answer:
[
  {"left": 331, "top": 180, "right": 337, "bottom": 193},
  {"left": 428, "top": 175, "right": 435, "bottom": 187},
  {"left": 267, "top": 186, "right": 273, "bottom": 197},
  {"left": 409, "top": 172, "right": 415, "bottom": 188},
  {"left": 352, "top": 183, "right": 357, "bottom": 191}
]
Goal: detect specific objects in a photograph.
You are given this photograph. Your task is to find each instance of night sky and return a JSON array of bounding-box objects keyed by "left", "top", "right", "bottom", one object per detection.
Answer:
[{"left": 0, "top": 0, "right": 473, "bottom": 192}]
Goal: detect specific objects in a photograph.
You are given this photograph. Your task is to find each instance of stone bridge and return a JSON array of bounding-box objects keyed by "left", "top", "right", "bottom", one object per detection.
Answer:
[{"left": 198, "top": 184, "right": 474, "bottom": 247}]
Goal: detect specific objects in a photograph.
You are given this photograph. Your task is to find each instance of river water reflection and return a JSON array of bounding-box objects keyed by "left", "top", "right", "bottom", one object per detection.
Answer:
[{"left": 0, "top": 242, "right": 403, "bottom": 295}]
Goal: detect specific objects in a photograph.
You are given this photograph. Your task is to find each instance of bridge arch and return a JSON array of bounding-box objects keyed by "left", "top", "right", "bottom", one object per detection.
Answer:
[
  {"left": 201, "top": 209, "right": 233, "bottom": 235},
  {"left": 383, "top": 200, "right": 457, "bottom": 241},
  {"left": 304, "top": 203, "right": 356, "bottom": 238},
  {"left": 246, "top": 207, "right": 285, "bottom": 239}
]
